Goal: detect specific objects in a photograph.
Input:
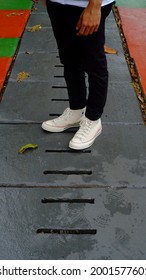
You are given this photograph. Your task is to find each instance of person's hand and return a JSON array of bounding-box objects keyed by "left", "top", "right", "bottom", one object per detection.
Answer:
[{"left": 76, "top": 5, "right": 101, "bottom": 36}]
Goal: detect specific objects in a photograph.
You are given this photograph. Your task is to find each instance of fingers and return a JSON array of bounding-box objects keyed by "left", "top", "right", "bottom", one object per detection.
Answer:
[
  {"left": 77, "top": 24, "right": 99, "bottom": 36},
  {"left": 76, "top": 14, "right": 100, "bottom": 36},
  {"left": 76, "top": 17, "right": 82, "bottom": 33},
  {"left": 76, "top": 6, "right": 101, "bottom": 36}
]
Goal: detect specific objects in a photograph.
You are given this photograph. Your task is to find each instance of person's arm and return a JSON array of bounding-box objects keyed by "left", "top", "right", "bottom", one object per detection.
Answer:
[{"left": 76, "top": 0, "right": 102, "bottom": 36}]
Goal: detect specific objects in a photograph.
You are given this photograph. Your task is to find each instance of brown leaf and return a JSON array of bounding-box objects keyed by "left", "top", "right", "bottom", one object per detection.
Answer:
[
  {"left": 32, "top": 7, "right": 38, "bottom": 11},
  {"left": 25, "top": 51, "right": 32, "bottom": 55},
  {"left": 104, "top": 45, "right": 118, "bottom": 54},
  {"left": 28, "top": 25, "right": 42, "bottom": 32},
  {"left": 17, "top": 71, "right": 30, "bottom": 82},
  {"left": 7, "top": 12, "right": 24, "bottom": 17}
]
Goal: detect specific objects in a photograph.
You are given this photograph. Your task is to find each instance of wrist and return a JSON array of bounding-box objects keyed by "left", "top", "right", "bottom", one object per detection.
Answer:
[{"left": 88, "top": 0, "right": 102, "bottom": 9}]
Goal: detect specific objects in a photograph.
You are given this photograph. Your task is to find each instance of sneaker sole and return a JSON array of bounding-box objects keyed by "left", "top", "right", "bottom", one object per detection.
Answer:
[
  {"left": 41, "top": 122, "right": 80, "bottom": 132},
  {"left": 69, "top": 128, "right": 102, "bottom": 150}
]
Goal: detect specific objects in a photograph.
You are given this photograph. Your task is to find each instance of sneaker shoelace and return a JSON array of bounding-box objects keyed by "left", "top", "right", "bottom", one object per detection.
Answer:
[{"left": 75, "top": 118, "right": 94, "bottom": 140}]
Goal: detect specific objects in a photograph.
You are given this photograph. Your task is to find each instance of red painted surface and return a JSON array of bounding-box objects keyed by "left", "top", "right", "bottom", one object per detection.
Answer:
[
  {"left": 0, "top": 57, "right": 13, "bottom": 90},
  {"left": 119, "top": 7, "right": 146, "bottom": 95},
  {"left": 0, "top": 10, "right": 30, "bottom": 38}
]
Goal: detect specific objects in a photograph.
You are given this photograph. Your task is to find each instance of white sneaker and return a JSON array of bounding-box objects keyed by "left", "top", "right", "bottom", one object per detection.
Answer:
[
  {"left": 69, "top": 117, "right": 102, "bottom": 150},
  {"left": 42, "top": 107, "right": 85, "bottom": 132}
]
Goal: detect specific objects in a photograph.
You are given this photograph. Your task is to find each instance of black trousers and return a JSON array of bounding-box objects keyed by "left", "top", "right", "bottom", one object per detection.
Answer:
[{"left": 46, "top": 1, "right": 114, "bottom": 120}]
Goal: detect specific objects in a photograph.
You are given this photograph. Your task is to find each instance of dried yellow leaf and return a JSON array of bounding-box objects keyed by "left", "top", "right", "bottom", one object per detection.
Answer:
[
  {"left": 7, "top": 12, "right": 24, "bottom": 17},
  {"left": 32, "top": 7, "right": 38, "bottom": 11},
  {"left": 104, "top": 45, "right": 118, "bottom": 54},
  {"left": 17, "top": 71, "right": 30, "bottom": 82},
  {"left": 28, "top": 25, "right": 42, "bottom": 32}
]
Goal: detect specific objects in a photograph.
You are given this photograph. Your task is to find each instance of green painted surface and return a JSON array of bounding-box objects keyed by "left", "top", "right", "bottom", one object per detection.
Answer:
[
  {"left": 0, "top": 0, "right": 33, "bottom": 10},
  {"left": 116, "top": 0, "right": 146, "bottom": 8},
  {"left": 0, "top": 38, "right": 20, "bottom": 57}
]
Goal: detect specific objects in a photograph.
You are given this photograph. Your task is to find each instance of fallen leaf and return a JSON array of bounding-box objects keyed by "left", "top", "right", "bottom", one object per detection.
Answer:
[
  {"left": 18, "top": 144, "right": 38, "bottom": 154},
  {"left": 32, "top": 7, "right": 38, "bottom": 11},
  {"left": 17, "top": 71, "right": 30, "bottom": 82},
  {"left": 130, "top": 65, "right": 137, "bottom": 78},
  {"left": 7, "top": 12, "right": 24, "bottom": 17},
  {"left": 25, "top": 51, "right": 32, "bottom": 55},
  {"left": 104, "top": 45, "right": 118, "bottom": 54},
  {"left": 28, "top": 25, "right": 42, "bottom": 32}
]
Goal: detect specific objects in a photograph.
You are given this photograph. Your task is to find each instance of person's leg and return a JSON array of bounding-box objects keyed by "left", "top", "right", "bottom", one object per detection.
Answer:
[
  {"left": 42, "top": 2, "right": 86, "bottom": 132},
  {"left": 86, "top": 46, "right": 108, "bottom": 120},
  {"left": 64, "top": 64, "right": 86, "bottom": 110},
  {"left": 78, "top": 3, "right": 114, "bottom": 121},
  {"left": 46, "top": 1, "right": 87, "bottom": 109},
  {"left": 69, "top": 3, "right": 114, "bottom": 149},
  {"left": 46, "top": 2, "right": 112, "bottom": 117}
]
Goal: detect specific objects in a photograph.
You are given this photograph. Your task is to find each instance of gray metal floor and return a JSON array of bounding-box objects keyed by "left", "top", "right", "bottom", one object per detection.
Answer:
[
  {"left": 0, "top": 187, "right": 146, "bottom": 259},
  {"left": 0, "top": 3, "right": 146, "bottom": 259}
]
